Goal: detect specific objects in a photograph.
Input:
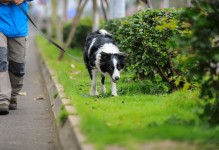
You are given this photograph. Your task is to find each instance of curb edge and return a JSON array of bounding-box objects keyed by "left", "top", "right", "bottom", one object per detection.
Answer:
[{"left": 39, "top": 55, "right": 94, "bottom": 150}]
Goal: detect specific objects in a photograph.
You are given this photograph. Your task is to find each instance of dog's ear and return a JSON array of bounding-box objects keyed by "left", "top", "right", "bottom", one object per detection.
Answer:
[
  {"left": 117, "top": 52, "right": 127, "bottom": 61},
  {"left": 100, "top": 52, "right": 111, "bottom": 60},
  {"left": 116, "top": 52, "right": 127, "bottom": 69}
]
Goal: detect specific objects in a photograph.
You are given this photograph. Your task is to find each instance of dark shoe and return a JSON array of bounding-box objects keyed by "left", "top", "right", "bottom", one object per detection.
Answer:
[
  {"left": 9, "top": 98, "right": 17, "bottom": 110},
  {"left": 0, "top": 102, "right": 9, "bottom": 115}
]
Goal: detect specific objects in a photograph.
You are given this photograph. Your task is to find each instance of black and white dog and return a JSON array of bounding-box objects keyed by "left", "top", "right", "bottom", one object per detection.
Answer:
[{"left": 84, "top": 29, "right": 126, "bottom": 96}]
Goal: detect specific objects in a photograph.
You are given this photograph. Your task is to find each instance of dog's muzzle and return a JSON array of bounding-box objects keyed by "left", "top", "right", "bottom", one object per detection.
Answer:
[{"left": 112, "top": 76, "right": 120, "bottom": 83}]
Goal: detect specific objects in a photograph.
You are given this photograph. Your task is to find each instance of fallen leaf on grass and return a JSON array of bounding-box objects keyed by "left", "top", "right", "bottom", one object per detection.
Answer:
[
  {"left": 71, "top": 64, "right": 75, "bottom": 68},
  {"left": 70, "top": 70, "right": 81, "bottom": 75}
]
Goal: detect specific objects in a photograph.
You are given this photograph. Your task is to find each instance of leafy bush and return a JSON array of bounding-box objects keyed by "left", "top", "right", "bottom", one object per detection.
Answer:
[
  {"left": 102, "top": 8, "right": 188, "bottom": 92},
  {"left": 63, "top": 17, "right": 92, "bottom": 49},
  {"left": 170, "top": 0, "right": 219, "bottom": 125}
]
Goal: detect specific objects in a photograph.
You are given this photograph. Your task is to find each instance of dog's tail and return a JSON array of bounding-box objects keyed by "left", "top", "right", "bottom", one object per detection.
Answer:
[{"left": 97, "top": 29, "right": 112, "bottom": 37}]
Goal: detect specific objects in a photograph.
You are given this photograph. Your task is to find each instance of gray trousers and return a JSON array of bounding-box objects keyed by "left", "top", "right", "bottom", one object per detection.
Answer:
[{"left": 0, "top": 32, "right": 27, "bottom": 103}]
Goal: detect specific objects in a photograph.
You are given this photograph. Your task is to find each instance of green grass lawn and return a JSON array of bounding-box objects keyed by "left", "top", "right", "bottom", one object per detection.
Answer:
[{"left": 37, "top": 37, "right": 219, "bottom": 150}]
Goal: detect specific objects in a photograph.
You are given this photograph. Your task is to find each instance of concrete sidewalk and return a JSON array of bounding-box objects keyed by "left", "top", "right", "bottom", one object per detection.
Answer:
[{"left": 0, "top": 30, "right": 59, "bottom": 150}]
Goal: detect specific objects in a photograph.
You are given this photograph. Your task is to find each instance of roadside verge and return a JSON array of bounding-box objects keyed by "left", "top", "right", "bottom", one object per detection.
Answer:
[{"left": 39, "top": 53, "right": 94, "bottom": 150}]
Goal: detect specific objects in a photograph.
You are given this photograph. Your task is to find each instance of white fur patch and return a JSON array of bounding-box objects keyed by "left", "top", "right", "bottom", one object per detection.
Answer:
[
  {"left": 95, "top": 43, "right": 120, "bottom": 71},
  {"left": 99, "top": 29, "right": 111, "bottom": 36},
  {"left": 101, "top": 84, "right": 106, "bottom": 94},
  {"left": 90, "top": 69, "right": 99, "bottom": 96},
  {"left": 112, "top": 58, "right": 120, "bottom": 80},
  {"left": 99, "top": 43, "right": 120, "bottom": 54},
  {"left": 111, "top": 79, "right": 118, "bottom": 96},
  {"left": 88, "top": 38, "right": 96, "bottom": 56}
]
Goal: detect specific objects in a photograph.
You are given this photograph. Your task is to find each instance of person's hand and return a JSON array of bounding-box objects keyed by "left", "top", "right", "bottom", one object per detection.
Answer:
[{"left": 13, "top": 0, "right": 25, "bottom": 5}]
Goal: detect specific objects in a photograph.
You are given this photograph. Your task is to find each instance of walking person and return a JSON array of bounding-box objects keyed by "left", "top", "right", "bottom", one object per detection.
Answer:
[{"left": 0, "top": 0, "right": 33, "bottom": 115}]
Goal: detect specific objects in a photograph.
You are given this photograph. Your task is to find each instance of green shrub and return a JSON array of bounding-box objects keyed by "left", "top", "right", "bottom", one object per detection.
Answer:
[
  {"left": 170, "top": 0, "right": 219, "bottom": 125},
  {"left": 102, "top": 8, "right": 188, "bottom": 92},
  {"left": 63, "top": 17, "right": 92, "bottom": 49}
]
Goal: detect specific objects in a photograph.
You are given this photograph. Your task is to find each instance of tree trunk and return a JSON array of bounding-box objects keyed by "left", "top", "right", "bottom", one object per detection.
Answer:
[
  {"left": 155, "top": 64, "right": 182, "bottom": 92},
  {"left": 92, "top": 0, "right": 100, "bottom": 31},
  {"left": 56, "top": 0, "right": 67, "bottom": 47},
  {"left": 63, "top": 0, "right": 68, "bottom": 22},
  {"left": 58, "top": 0, "right": 88, "bottom": 60},
  {"left": 56, "top": 17, "right": 63, "bottom": 45},
  {"left": 101, "top": 0, "right": 108, "bottom": 21},
  {"left": 109, "top": 0, "right": 125, "bottom": 19},
  {"left": 105, "top": 0, "right": 109, "bottom": 9},
  {"left": 187, "top": 0, "right": 191, "bottom": 7},
  {"left": 155, "top": 64, "right": 170, "bottom": 83},
  {"left": 46, "top": 0, "right": 52, "bottom": 38},
  {"left": 56, "top": 1, "right": 62, "bottom": 46},
  {"left": 167, "top": 55, "right": 176, "bottom": 76},
  {"left": 163, "top": 0, "right": 170, "bottom": 8},
  {"left": 147, "top": 0, "right": 153, "bottom": 9},
  {"left": 51, "top": 0, "right": 57, "bottom": 39}
]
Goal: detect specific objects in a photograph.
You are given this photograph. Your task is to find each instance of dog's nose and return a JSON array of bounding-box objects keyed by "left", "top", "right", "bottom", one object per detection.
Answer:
[{"left": 115, "top": 76, "right": 120, "bottom": 81}]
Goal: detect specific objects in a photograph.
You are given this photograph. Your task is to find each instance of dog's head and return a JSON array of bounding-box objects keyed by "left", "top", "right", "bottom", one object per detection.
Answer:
[{"left": 99, "top": 52, "right": 126, "bottom": 83}]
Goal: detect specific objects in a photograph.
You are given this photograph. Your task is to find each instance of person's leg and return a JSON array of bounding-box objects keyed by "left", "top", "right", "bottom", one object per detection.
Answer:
[
  {"left": 0, "top": 32, "right": 11, "bottom": 114},
  {"left": 8, "top": 36, "right": 27, "bottom": 110}
]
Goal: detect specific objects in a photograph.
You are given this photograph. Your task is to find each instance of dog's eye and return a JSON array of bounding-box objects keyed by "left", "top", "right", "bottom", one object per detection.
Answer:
[
  {"left": 117, "top": 65, "right": 121, "bottom": 70},
  {"left": 109, "top": 66, "right": 114, "bottom": 70}
]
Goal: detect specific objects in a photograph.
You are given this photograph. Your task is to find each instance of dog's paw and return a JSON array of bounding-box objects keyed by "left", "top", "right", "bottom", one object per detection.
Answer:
[
  {"left": 111, "top": 92, "right": 118, "bottom": 96},
  {"left": 90, "top": 90, "right": 99, "bottom": 96},
  {"left": 101, "top": 85, "right": 106, "bottom": 94}
]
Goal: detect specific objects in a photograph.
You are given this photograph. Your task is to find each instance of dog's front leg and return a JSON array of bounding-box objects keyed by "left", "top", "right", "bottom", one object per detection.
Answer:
[
  {"left": 101, "top": 74, "right": 106, "bottom": 94},
  {"left": 90, "top": 69, "right": 99, "bottom": 96},
  {"left": 111, "top": 79, "right": 118, "bottom": 96}
]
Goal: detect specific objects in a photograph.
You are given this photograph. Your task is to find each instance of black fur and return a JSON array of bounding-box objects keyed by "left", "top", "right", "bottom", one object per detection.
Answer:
[
  {"left": 83, "top": 29, "right": 126, "bottom": 96},
  {"left": 84, "top": 30, "right": 115, "bottom": 76}
]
